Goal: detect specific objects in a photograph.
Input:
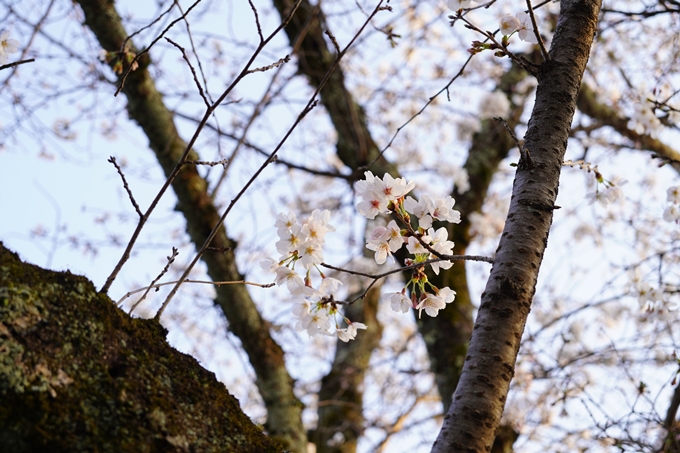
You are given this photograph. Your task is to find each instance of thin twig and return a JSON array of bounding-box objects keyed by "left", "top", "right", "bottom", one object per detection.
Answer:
[
  {"left": 118, "top": 277, "right": 275, "bottom": 306},
  {"left": 164, "top": 37, "right": 210, "bottom": 108},
  {"left": 115, "top": 0, "right": 202, "bottom": 96},
  {"left": 108, "top": 156, "right": 142, "bottom": 218},
  {"left": 128, "top": 247, "right": 178, "bottom": 314},
  {"left": 175, "top": 0, "right": 213, "bottom": 104},
  {"left": 325, "top": 29, "right": 340, "bottom": 54},
  {"left": 0, "top": 58, "right": 35, "bottom": 71},
  {"left": 247, "top": 55, "right": 291, "bottom": 74},
  {"left": 525, "top": 0, "right": 550, "bottom": 60},
  {"left": 248, "top": 0, "right": 264, "bottom": 43},
  {"left": 183, "top": 158, "right": 229, "bottom": 167}
]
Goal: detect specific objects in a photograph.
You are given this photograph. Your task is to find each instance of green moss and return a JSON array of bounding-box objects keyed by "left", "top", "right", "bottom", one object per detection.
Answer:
[{"left": 0, "top": 243, "right": 283, "bottom": 453}]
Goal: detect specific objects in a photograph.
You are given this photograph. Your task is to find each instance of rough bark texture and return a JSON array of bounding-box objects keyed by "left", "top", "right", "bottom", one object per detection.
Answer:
[
  {"left": 0, "top": 243, "right": 282, "bottom": 453},
  {"left": 432, "top": 1, "right": 602, "bottom": 451},
  {"left": 74, "top": 1, "right": 305, "bottom": 451}
]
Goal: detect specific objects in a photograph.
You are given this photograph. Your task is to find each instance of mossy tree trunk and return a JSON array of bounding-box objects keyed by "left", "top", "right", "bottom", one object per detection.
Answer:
[{"left": 0, "top": 243, "right": 282, "bottom": 453}]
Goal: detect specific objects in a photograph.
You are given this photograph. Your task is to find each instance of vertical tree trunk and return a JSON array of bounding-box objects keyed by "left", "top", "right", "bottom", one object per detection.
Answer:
[{"left": 432, "top": 1, "right": 602, "bottom": 451}]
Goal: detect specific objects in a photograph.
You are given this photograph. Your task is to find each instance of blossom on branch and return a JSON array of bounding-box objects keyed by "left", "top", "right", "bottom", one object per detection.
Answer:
[{"left": 0, "top": 31, "right": 20, "bottom": 65}]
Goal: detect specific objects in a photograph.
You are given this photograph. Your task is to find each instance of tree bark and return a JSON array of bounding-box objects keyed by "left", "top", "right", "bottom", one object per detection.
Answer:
[
  {"left": 0, "top": 243, "right": 282, "bottom": 453},
  {"left": 432, "top": 1, "right": 602, "bottom": 451},
  {"left": 73, "top": 1, "right": 306, "bottom": 451}
]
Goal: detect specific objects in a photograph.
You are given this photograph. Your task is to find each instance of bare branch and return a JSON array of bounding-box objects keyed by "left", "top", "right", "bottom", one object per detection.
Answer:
[{"left": 107, "top": 156, "right": 142, "bottom": 218}]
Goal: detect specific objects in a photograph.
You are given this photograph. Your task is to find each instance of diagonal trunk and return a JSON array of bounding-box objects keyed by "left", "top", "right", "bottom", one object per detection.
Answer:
[
  {"left": 432, "top": 1, "right": 602, "bottom": 451},
  {"left": 74, "top": 1, "right": 306, "bottom": 450}
]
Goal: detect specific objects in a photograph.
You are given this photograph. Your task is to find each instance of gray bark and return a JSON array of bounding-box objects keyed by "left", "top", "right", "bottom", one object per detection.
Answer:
[{"left": 432, "top": 1, "right": 603, "bottom": 451}]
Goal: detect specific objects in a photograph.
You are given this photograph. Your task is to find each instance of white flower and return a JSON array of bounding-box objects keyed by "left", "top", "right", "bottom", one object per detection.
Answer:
[
  {"left": 275, "top": 266, "right": 305, "bottom": 293},
  {"left": 336, "top": 322, "right": 367, "bottom": 342},
  {"left": 357, "top": 193, "right": 389, "bottom": 220},
  {"left": 447, "top": 0, "right": 475, "bottom": 10},
  {"left": 667, "top": 186, "right": 680, "bottom": 204},
  {"left": 384, "top": 291, "right": 411, "bottom": 314},
  {"left": 378, "top": 173, "right": 415, "bottom": 201},
  {"left": 438, "top": 287, "right": 457, "bottom": 304},
  {"left": 404, "top": 195, "right": 434, "bottom": 229},
  {"left": 428, "top": 227, "right": 455, "bottom": 275},
  {"left": 275, "top": 211, "right": 297, "bottom": 235},
  {"left": 292, "top": 300, "right": 311, "bottom": 319},
  {"left": 664, "top": 205, "right": 680, "bottom": 223},
  {"left": 318, "top": 277, "right": 342, "bottom": 296},
  {"left": 356, "top": 172, "right": 414, "bottom": 219},
  {"left": 298, "top": 240, "right": 324, "bottom": 269},
  {"left": 275, "top": 224, "right": 304, "bottom": 255},
  {"left": 479, "top": 91, "right": 511, "bottom": 119},
  {"left": 628, "top": 103, "right": 662, "bottom": 137},
  {"left": 406, "top": 235, "right": 431, "bottom": 255},
  {"left": 637, "top": 282, "right": 653, "bottom": 305},
  {"left": 430, "top": 196, "right": 462, "bottom": 224},
  {"left": 366, "top": 237, "right": 392, "bottom": 264},
  {"left": 585, "top": 190, "right": 611, "bottom": 207},
  {"left": 515, "top": 12, "right": 540, "bottom": 44},
  {"left": 299, "top": 311, "right": 331, "bottom": 337},
  {"left": 355, "top": 170, "right": 379, "bottom": 198},
  {"left": 259, "top": 257, "right": 279, "bottom": 273},
  {"left": 416, "top": 293, "right": 446, "bottom": 318},
  {"left": 0, "top": 31, "right": 19, "bottom": 65},
  {"left": 309, "top": 209, "right": 335, "bottom": 232},
  {"left": 500, "top": 15, "right": 521, "bottom": 36}
]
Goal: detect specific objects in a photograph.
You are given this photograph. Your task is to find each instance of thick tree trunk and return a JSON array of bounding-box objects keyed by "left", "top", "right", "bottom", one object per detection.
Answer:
[
  {"left": 73, "top": 1, "right": 306, "bottom": 451},
  {"left": 0, "top": 243, "right": 282, "bottom": 453},
  {"left": 432, "top": 1, "right": 602, "bottom": 451}
]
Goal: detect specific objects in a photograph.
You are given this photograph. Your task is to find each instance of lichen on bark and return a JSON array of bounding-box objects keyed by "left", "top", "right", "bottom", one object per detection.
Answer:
[{"left": 0, "top": 242, "right": 282, "bottom": 453}]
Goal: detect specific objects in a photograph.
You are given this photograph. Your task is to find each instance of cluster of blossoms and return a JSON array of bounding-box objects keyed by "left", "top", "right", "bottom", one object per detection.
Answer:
[
  {"left": 263, "top": 171, "right": 464, "bottom": 341},
  {"left": 663, "top": 186, "right": 680, "bottom": 223},
  {"left": 584, "top": 178, "right": 625, "bottom": 207},
  {"left": 261, "top": 210, "right": 366, "bottom": 342},
  {"left": 356, "top": 171, "right": 462, "bottom": 319},
  {"left": 0, "top": 31, "right": 19, "bottom": 66},
  {"left": 499, "top": 12, "right": 541, "bottom": 44}
]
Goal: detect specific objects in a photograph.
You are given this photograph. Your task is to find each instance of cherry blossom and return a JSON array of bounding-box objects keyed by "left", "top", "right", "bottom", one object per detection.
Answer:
[
  {"left": 416, "top": 293, "right": 446, "bottom": 318},
  {"left": 336, "top": 322, "right": 367, "bottom": 342},
  {"left": 0, "top": 31, "right": 19, "bottom": 65},
  {"left": 384, "top": 291, "right": 412, "bottom": 314},
  {"left": 515, "top": 12, "right": 540, "bottom": 44},
  {"left": 447, "top": 0, "right": 475, "bottom": 10},
  {"left": 500, "top": 15, "right": 521, "bottom": 36}
]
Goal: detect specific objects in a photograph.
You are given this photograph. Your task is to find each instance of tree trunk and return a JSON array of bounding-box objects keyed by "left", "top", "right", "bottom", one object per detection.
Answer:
[
  {"left": 0, "top": 243, "right": 282, "bottom": 453},
  {"left": 432, "top": 1, "right": 602, "bottom": 451},
  {"left": 73, "top": 1, "right": 306, "bottom": 450}
]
